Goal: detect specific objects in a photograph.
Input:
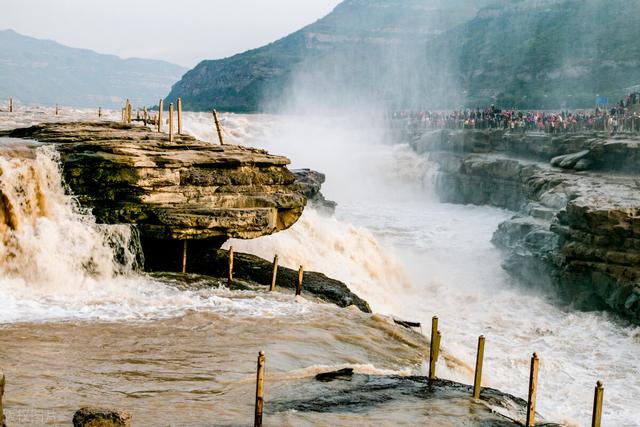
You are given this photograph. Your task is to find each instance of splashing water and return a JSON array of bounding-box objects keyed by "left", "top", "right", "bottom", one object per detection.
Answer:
[
  {"left": 185, "top": 111, "right": 640, "bottom": 426},
  {"left": 0, "top": 108, "right": 638, "bottom": 425}
]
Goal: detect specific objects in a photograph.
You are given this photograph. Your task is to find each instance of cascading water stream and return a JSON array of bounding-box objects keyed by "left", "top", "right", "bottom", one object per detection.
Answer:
[{"left": 183, "top": 111, "right": 640, "bottom": 426}]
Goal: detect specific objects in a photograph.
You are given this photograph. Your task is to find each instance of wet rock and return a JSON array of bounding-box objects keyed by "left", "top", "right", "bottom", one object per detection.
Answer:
[
  {"left": 550, "top": 150, "right": 591, "bottom": 170},
  {"left": 72, "top": 407, "right": 131, "bottom": 427},
  {"left": 315, "top": 368, "right": 354, "bottom": 381},
  {"left": 3, "top": 122, "right": 307, "bottom": 243},
  {"left": 182, "top": 248, "right": 372, "bottom": 313},
  {"left": 270, "top": 375, "right": 562, "bottom": 426},
  {"left": 409, "top": 128, "right": 640, "bottom": 323},
  {"left": 292, "top": 168, "right": 337, "bottom": 213}
]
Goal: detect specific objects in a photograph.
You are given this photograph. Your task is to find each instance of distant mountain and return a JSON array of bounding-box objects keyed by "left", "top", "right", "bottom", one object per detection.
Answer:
[
  {"left": 0, "top": 29, "right": 186, "bottom": 109},
  {"left": 166, "top": 0, "right": 495, "bottom": 112},
  {"left": 167, "top": 0, "right": 640, "bottom": 112}
]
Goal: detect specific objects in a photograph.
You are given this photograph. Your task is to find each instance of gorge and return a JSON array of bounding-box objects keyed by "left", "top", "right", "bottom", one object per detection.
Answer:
[{"left": 402, "top": 125, "right": 640, "bottom": 324}]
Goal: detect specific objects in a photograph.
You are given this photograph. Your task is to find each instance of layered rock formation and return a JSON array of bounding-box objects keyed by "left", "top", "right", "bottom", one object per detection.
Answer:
[
  {"left": 1, "top": 122, "right": 306, "bottom": 268},
  {"left": 3, "top": 122, "right": 306, "bottom": 240},
  {"left": 408, "top": 128, "right": 640, "bottom": 323}
]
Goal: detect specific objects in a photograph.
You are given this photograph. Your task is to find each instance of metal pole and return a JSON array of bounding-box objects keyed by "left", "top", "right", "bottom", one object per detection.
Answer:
[
  {"left": 254, "top": 351, "right": 265, "bottom": 427},
  {"left": 270, "top": 255, "right": 278, "bottom": 292},
  {"left": 473, "top": 335, "right": 485, "bottom": 400},
  {"left": 592, "top": 380, "right": 604, "bottom": 427},
  {"left": 525, "top": 353, "right": 539, "bottom": 427}
]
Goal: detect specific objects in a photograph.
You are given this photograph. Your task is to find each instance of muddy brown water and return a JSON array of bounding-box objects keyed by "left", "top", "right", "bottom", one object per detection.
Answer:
[{"left": 0, "top": 282, "right": 523, "bottom": 426}]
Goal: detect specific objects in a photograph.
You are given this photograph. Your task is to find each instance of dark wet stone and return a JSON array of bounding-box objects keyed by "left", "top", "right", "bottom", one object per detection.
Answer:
[
  {"left": 315, "top": 368, "right": 354, "bottom": 382},
  {"left": 269, "top": 374, "right": 562, "bottom": 426},
  {"left": 175, "top": 248, "right": 372, "bottom": 313},
  {"left": 72, "top": 407, "right": 131, "bottom": 427}
]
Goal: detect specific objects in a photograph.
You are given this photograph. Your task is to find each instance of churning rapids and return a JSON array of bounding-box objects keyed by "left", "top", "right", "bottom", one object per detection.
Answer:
[{"left": 0, "top": 107, "right": 639, "bottom": 426}]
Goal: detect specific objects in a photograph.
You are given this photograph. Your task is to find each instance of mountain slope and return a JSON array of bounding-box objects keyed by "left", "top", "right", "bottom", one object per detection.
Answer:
[
  {"left": 168, "top": 0, "right": 640, "bottom": 112},
  {"left": 436, "top": 0, "right": 640, "bottom": 108},
  {"left": 0, "top": 29, "right": 186, "bottom": 108},
  {"left": 166, "top": 0, "right": 494, "bottom": 112}
]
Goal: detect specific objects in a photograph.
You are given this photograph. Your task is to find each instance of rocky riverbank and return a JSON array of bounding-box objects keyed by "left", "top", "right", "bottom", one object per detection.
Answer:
[
  {"left": 0, "top": 121, "right": 362, "bottom": 311},
  {"left": 406, "top": 128, "right": 640, "bottom": 323}
]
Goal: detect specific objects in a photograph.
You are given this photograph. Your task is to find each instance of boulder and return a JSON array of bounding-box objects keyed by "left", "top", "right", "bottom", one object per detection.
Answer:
[
  {"left": 291, "top": 169, "right": 337, "bottom": 213},
  {"left": 72, "top": 407, "right": 131, "bottom": 427},
  {"left": 550, "top": 150, "right": 591, "bottom": 169}
]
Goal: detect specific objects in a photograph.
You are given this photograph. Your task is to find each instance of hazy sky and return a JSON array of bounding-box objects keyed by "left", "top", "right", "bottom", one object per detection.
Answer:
[{"left": 1, "top": 0, "right": 342, "bottom": 68}]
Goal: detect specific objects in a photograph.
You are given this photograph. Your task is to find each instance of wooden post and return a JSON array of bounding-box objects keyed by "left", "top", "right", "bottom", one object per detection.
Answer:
[
  {"left": 98, "top": 107, "right": 102, "bottom": 117},
  {"left": 592, "top": 380, "right": 604, "bottom": 427},
  {"left": 9, "top": 98, "right": 12, "bottom": 113},
  {"left": 296, "top": 266, "right": 304, "bottom": 296},
  {"left": 136, "top": 108, "right": 141, "bottom": 120},
  {"left": 182, "top": 240, "right": 187, "bottom": 274},
  {"left": 177, "top": 97, "right": 182, "bottom": 135},
  {"left": 254, "top": 351, "right": 265, "bottom": 427},
  {"left": 228, "top": 246, "right": 234, "bottom": 289},
  {"left": 212, "top": 109, "right": 225, "bottom": 145},
  {"left": 428, "top": 316, "right": 438, "bottom": 379},
  {"left": 143, "top": 106, "right": 148, "bottom": 126},
  {"left": 55, "top": 104, "right": 59, "bottom": 115},
  {"left": 158, "top": 99, "right": 163, "bottom": 133},
  {"left": 525, "top": 353, "right": 539, "bottom": 427},
  {"left": 473, "top": 335, "right": 485, "bottom": 399},
  {"left": 270, "top": 255, "right": 278, "bottom": 292},
  {"left": 0, "top": 370, "right": 4, "bottom": 427},
  {"left": 125, "top": 99, "right": 130, "bottom": 123},
  {"left": 169, "top": 103, "right": 174, "bottom": 142}
]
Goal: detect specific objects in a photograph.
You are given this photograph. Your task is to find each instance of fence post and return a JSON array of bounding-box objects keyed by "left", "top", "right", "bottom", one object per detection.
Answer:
[
  {"left": 177, "top": 98, "right": 182, "bottom": 135},
  {"left": 9, "top": 98, "right": 13, "bottom": 113},
  {"left": 143, "top": 106, "right": 148, "bottom": 126},
  {"left": 158, "top": 99, "right": 163, "bottom": 133},
  {"left": 182, "top": 240, "right": 187, "bottom": 274},
  {"left": 98, "top": 107, "right": 102, "bottom": 118},
  {"left": 428, "top": 316, "right": 439, "bottom": 379},
  {"left": 169, "top": 103, "right": 174, "bottom": 142},
  {"left": 228, "top": 247, "right": 234, "bottom": 289},
  {"left": 0, "top": 370, "right": 4, "bottom": 427},
  {"left": 55, "top": 104, "right": 59, "bottom": 115},
  {"left": 255, "top": 351, "right": 265, "bottom": 427},
  {"left": 525, "top": 353, "right": 539, "bottom": 427},
  {"left": 473, "top": 335, "right": 485, "bottom": 400},
  {"left": 213, "top": 109, "right": 225, "bottom": 145},
  {"left": 592, "top": 380, "right": 604, "bottom": 427},
  {"left": 296, "top": 266, "right": 304, "bottom": 296},
  {"left": 270, "top": 255, "right": 278, "bottom": 292}
]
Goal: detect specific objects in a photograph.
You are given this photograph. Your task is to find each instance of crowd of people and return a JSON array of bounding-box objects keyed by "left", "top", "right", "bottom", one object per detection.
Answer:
[{"left": 391, "top": 92, "right": 640, "bottom": 134}]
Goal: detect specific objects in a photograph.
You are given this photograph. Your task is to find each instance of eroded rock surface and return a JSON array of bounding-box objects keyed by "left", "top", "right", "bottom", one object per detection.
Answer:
[
  {"left": 292, "top": 168, "right": 337, "bottom": 213},
  {"left": 72, "top": 407, "right": 131, "bottom": 427},
  {"left": 2, "top": 121, "right": 307, "bottom": 243},
  {"left": 407, "top": 128, "right": 640, "bottom": 323}
]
